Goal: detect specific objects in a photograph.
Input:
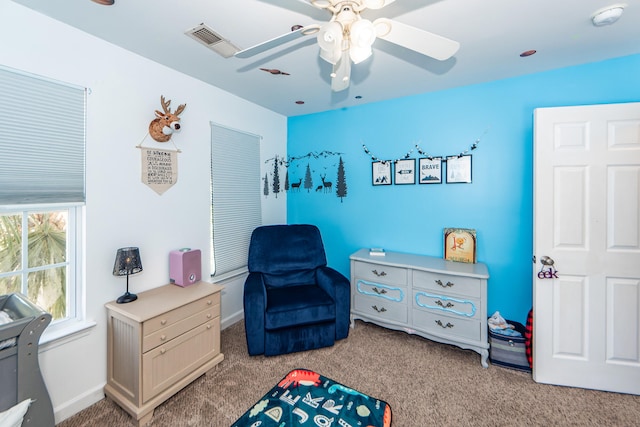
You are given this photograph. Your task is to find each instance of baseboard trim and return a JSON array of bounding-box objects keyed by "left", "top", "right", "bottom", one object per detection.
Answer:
[
  {"left": 221, "top": 310, "right": 243, "bottom": 330},
  {"left": 54, "top": 384, "right": 105, "bottom": 424}
]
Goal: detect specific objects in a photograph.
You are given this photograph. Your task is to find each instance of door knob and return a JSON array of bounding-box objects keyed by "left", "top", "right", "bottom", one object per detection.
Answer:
[{"left": 540, "top": 256, "right": 555, "bottom": 266}]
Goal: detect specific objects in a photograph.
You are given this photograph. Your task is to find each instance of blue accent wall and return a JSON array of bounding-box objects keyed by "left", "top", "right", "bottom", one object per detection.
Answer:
[{"left": 287, "top": 54, "right": 640, "bottom": 324}]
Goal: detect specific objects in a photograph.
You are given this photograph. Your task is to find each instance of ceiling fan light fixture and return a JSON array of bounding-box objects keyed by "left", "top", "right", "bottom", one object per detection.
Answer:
[
  {"left": 350, "top": 45, "right": 372, "bottom": 64},
  {"left": 351, "top": 19, "right": 376, "bottom": 46},
  {"left": 591, "top": 5, "right": 625, "bottom": 26},
  {"left": 318, "top": 21, "right": 344, "bottom": 63},
  {"left": 349, "top": 19, "right": 376, "bottom": 63}
]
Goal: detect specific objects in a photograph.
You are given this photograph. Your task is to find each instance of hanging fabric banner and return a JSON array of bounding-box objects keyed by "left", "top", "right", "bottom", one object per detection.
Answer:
[{"left": 139, "top": 146, "right": 179, "bottom": 195}]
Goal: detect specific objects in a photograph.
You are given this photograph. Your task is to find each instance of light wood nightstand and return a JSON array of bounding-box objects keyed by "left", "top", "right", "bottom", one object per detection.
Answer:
[{"left": 104, "top": 281, "right": 224, "bottom": 426}]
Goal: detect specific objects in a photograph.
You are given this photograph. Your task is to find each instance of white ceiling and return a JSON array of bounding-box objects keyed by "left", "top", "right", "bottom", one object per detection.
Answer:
[{"left": 13, "top": 0, "right": 640, "bottom": 117}]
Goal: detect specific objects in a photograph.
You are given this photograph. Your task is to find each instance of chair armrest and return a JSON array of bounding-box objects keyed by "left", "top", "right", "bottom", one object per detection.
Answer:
[
  {"left": 317, "top": 267, "right": 351, "bottom": 340},
  {"left": 243, "top": 272, "right": 267, "bottom": 355}
]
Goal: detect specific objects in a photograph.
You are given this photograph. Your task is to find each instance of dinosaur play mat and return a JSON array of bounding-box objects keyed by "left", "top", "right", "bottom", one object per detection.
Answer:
[{"left": 232, "top": 368, "right": 392, "bottom": 427}]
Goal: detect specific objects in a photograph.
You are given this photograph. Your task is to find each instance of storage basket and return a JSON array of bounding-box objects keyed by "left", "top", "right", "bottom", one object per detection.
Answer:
[{"left": 488, "top": 320, "right": 531, "bottom": 372}]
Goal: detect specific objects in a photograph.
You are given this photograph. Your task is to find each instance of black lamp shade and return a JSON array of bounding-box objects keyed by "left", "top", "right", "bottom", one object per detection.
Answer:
[
  {"left": 113, "top": 247, "right": 143, "bottom": 276},
  {"left": 113, "top": 247, "right": 143, "bottom": 303}
]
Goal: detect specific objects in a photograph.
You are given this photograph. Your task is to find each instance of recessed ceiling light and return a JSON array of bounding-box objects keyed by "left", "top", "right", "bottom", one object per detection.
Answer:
[
  {"left": 295, "top": 101, "right": 305, "bottom": 105},
  {"left": 520, "top": 50, "right": 537, "bottom": 57},
  {"left": 260, "top": 68, "right": 290, "bottom": 76},
  {"left": 591, "top": 4, "right": 625, "bottom": 26}
]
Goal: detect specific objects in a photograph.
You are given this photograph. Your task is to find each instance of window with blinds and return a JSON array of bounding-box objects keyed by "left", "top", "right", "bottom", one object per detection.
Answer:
[
  {"left": 0, "top": 65, "right": 85, "bottom": 330},
  {"left": 210, "top": 123, "right": 262, "bottom": 278},
  {"left": 0, "top": 66, "right": 86, "bottom": 205}
]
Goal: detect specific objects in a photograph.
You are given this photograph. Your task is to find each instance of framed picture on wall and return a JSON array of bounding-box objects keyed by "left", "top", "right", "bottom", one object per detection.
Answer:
[
  {"left": 446, "top": 155, "right": 472, "bottom": 183},
  {"left": 394, "top": 159, "right": 416, "bottom": 184},
  {"left": 419, "top": 157, "right": 442, "bottom": 184},
  {"left": 372, "top": 161, "right": 392, "bottom": 185}
]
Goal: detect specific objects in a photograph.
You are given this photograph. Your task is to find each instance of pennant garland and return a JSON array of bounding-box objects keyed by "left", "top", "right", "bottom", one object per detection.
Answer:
[{"left": 363, "top": 128, "right": 489, "bottom": 163}]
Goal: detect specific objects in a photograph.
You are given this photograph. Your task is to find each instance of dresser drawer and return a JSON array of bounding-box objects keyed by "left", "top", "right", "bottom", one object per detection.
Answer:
[
  {"left": 142, "top": 305, "right": 219, "bottom": 353},
  {"left": 413, "top": 290, "right": 481, "bottom": 320},
  {"left": 412, "top": 309, "right": 481, "bottom": 341},
  {"left": 143, "top": 293, "right": 220, "bottom": 336},
  {"left": 354, "top": 294, "right": 407, "bottom": 324},
  {"left": 354, "top": 279, "right": 406, "bottom": 302},
  {"left": 354, "top": 261, "right": 407, "bottom": 285},
  {"left": 413, "top": 270, "right": 481, "bottom": 298},
  {"left": 142, "top": 317, "right": 219, "bottom": 402}
]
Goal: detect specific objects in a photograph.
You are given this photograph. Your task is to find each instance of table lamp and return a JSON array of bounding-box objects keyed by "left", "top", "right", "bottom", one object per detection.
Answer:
[{"left": 113, "top": 247, "right": 143, "bottom": 304}]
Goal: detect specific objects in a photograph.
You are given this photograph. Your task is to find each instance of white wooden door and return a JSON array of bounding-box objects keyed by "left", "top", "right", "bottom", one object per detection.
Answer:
[{"left": 533, "top": 102, "right": 640, "bottom": 395}]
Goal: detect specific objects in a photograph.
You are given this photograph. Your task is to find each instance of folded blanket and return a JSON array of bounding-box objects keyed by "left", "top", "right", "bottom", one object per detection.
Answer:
[{"left": 488, "top": 311, "right": 522, "bottom": 337}]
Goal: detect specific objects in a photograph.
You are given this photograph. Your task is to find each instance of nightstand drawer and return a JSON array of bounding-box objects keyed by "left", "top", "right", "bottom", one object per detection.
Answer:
[
  {"left": 142, "top": 318, "right": 219, "bottom": 402},
  {"left": 413, "top": 270, "right": 481, "bottom": 298},
  {"left": 143, "top": 293, "right": 220, "bottom": 336},
  {"left": 354, "top": 294, "right": 407, "bottom": 323},
  {"left": 142, "top": 306, "right": 218, "bottom": 353},
  {"left": 412, "top": 309, "right": 481, "bottom": 341},
  {"left": 354, "top": 261, "right": 407, "bottom": 285}
]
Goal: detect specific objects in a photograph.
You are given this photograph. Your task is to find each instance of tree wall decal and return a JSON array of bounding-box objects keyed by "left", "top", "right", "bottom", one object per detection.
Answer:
[
  {"left": 263, "top": 173, "right": 269, "bottom": 197},
  {"left": 304, "top": 164, "right": 313, "bottom": 193},
  {"left": 272, "top": 155, "right": 280, "bottom": 198},
  {"left": 336, "top": 156, "right": 347, "bottom": 202}
]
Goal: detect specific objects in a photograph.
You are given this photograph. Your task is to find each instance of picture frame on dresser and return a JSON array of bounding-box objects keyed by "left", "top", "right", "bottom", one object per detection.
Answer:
[
  {"left": 372, "top": 161, "right": 392, "bottom": 185},
  {"left": 444, "top": 228, "right": 477, "bottom": 263}
]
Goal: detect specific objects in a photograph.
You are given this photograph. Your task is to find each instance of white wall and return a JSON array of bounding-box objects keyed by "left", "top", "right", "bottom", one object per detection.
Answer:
[{"left": 0, "top": 1, "right": 287, "bottom": 422}]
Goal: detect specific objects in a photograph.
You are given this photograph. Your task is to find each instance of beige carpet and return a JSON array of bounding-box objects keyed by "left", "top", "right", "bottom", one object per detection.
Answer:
[{"left": 58, "top": 320, "right": 640, "bottom": 426}]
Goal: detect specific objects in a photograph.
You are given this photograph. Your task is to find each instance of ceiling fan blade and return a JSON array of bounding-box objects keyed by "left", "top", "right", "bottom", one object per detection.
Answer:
[
  {"left": 374, "top": 18, "right": 459, "bottom": 61},
  {"left": 363, "top": 0, "right": 397, "bottom": 9},
  {"left": 235, "top": 24, "right": 320, "bottom": 59},
  {"left": 331, "top": 50, "right": 351, "bottom": 91}
]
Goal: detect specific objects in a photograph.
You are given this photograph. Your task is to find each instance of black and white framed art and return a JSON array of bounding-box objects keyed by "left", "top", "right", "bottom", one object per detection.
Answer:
[{"left": 446, "top": 155, "right": 472, "bottom": 184}]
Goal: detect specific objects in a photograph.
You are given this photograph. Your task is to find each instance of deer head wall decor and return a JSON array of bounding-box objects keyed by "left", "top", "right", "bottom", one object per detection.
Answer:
[{"left": 148, "top": 95, "right": 186, "bottom": 142}]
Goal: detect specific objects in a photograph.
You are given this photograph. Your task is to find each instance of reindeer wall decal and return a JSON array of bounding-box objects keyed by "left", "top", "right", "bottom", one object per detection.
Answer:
[
  {"left": 148, "top": 95, "right": 186, "bottom": 142},
  {"left": 320, "top": 174, "right": 333, "bottom": 193}
]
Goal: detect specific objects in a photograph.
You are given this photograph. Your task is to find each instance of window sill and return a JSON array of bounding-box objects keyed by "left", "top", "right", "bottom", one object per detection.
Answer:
[{"left": 39, "top": 319, "right": 97, "bottom": 353}]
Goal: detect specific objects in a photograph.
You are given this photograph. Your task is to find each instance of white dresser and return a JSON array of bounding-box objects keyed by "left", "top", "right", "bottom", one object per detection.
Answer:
[{"left": 350, "top": 249, "right": 489, "bottom": 367}]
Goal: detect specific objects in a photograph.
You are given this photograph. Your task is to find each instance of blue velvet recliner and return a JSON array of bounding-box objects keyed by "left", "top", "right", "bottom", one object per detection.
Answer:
[{"left": 243, "top": 224, "right": 350, "bottom": 356}]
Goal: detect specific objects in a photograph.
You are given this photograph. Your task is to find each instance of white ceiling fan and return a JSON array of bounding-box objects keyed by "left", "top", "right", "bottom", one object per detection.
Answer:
[{"left": 235, "top": 0, "right": 460, "bottom": 92}]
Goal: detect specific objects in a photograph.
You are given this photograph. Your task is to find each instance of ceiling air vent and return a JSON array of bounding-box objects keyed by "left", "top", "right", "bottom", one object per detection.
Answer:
[{"left": 185, "top": 23, "right": 240, "bottom": 58}]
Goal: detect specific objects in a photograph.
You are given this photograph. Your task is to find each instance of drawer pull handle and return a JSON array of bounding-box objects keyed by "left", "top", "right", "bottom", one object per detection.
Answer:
[
  {"left": 372, "top": 305, "right": 387, "bottom": 313},
  {"left": 160, "top": 320, "right": 167, "bottom": 325},
  {"left": 207, "top": 314, "right": 212, "bottom": 319},
  {"left": 372, "top": 269, "right": 387, "bottom": 277},
  {"left": 435, "top": 300, "right": 454, "bottom": 309},
  {"left": 372, "top": 287, "right": 387, "bottom": 295},
  {"left": 435, "top": 279, "right": 454, "bottom": 288},
  {"left": 160, "top": 335, "right": 166, "bottom": 341},
  {"left": 160, "top": 348, "right": 166, "bottom": 355},
  {"left": 207, "top": 324, "right": 212, "bottom": 330},
  {"left": 207, "top": 300, "right": 213, "bottom": 305},
  {"left": 435, "top": 320, "right": 454, "bottom": 329}
]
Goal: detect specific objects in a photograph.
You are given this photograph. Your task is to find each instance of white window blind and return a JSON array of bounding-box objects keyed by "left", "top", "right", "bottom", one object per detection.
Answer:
[
  {"left": 0, "top": 66, "right": 86, "bottom": 205},
  {"left": 210, "top": 123, "right": 262, "bottom": 277}
]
